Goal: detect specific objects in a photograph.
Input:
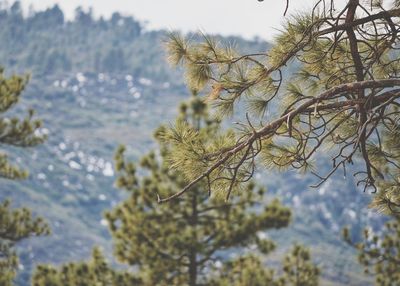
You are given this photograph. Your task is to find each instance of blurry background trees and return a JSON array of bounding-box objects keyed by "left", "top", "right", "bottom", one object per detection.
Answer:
[
  {"left": 32, "top": 97, "right": 320, "bottom": 286},
  {"left": 0, "top": 201, "right": 49, "bottom": 286},
  {"left": 32, "top": 247, "right": 140, "bottom": 286},
  {"left": 213, "top": 244, "right": 319, "bottom": 286},
  {"left": 344, "top": 216, "right": 400, "bottom": 285}
]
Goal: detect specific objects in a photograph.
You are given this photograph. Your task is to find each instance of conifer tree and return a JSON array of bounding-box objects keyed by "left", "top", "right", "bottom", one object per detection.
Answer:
[
  {"left": 106, "top": 96, "right": 292, "bottom": 286},
  {"left": 162, "top": 0, "right": 400, "bottom": 214},
  {"left": 343, "top": 216, "right": 400, "bottom": 285},
  {"left": 0, "top": 67, "right": 49, "bottom": 285},
  {"left": 212, "top": 244, "right": 320, "bottom": 286},
  {"left": 279, "top": 244, "right": 320, "bottom": 286},
  {"left": 0, "top": 200, "right": 49, "bottom": 286},
  {"left": 32, "top": 247, "right": 140, "bottom": 286},
  {"left": 32, "top": 97, "right": 322, "bottom": 286},
  {"left": 210, "top": 255, "right": 277, "bottom": 286},
  {"left": 0, "top": 68, "right": 45, "bottom": 179}
]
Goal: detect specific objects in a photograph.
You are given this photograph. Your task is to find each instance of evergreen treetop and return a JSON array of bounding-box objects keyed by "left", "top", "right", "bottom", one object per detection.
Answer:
[
  {"left": 106, "top": 96, "right": 291, "bottom": 285},
  {"left": 212, "top": 244, "right": 320, "bottom": 286},
  {"left": 32, "top": 247, "right": 141, "bottom": 286},
  {"left": 32, "top": 96, "right": 322, "bottom": 286}
]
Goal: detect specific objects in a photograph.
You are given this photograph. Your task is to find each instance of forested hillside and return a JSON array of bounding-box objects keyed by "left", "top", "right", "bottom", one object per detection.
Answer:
[{"left": 0, "top": 2, "right": 385, "bottom": 285}]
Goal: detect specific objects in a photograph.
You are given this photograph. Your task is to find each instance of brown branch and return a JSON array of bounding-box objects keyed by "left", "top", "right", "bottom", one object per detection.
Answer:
[
  {"left": 319, "top": 8, "right": 400, "bottom": 36},
  {"left": 158, "top": 79, "right": 400, "bottom": 203}
]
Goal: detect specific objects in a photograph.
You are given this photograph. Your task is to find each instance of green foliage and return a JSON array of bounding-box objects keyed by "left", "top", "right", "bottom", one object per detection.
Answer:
[
  {"left": 369, "top": 121, "right": 400, "bottom": 213},
  {"left": 0, "top": 2, "right": 266, "bottom": 84},
  {"left": 0, "top": 3, "right": 168, "bottom": 81},
  {"left": 0, "top": 67, "right": 49, "bottom": 284},
  {"left": 210, "top": 255, "right": 277, "bottom": 286},
  {"left": 0, "top": 242, "right": 18, "bottom": 286},
  {"left": 279, "top": 244, "right": 320, "bottom": 286},
  {"left": 107, "top": 96, "right": 291, "bottom": 285},
  {"left": 31, "top": 97, "right": 324, "bottom": 286},
  {"left": 0, "top": 68, "right": 46, "bottom": 179},
  {"left": 344, "top": 216, "right": 400, "bottom": 285},
  {"left": 211, "top": 244, "right": 320, "bottom": 286},
  {"left": 0, "top": 200, "right": 50, "bottom": 285},
  {"left": 164, "top": 1, "right": 400, "bottom": 214},
  {"left": 32, "top": 247, "right": 140, "bottom": 286}
]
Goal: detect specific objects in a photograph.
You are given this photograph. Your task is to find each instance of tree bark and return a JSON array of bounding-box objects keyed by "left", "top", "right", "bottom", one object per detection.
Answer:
[{"left": 188, "top": 193, "right": 198, "bottom": 286}]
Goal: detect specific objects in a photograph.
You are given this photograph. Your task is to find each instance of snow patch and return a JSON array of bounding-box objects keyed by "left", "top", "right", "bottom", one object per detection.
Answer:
[
  {"left": 69, "top": 160, "right": 82, "bottom": 170},
  {"left": 103, "top": 162, "right": 114, "bottom": 177}
]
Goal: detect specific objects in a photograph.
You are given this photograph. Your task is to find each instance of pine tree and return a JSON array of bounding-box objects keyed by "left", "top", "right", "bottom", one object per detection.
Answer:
[
  {"left": 212, "top": 245, "right": 320, "bottom": 286},
  {"left": 32, "top": 96, "right": 322, "bottom": 286},
  {"left": 0, "top": 200, "right": 50, "bottom": 286},
  {"left": 210, "top": 255, "right": 277, "bottom": 286},
  {"left": 343, "top": 216, "right": 400, "bottom": 285},
  {"left": 279, "top": 244, "right": 320, "bottom": 286},
  {"left": 162, "top": 0, "right": 400, "bottom": 214},
  {"left": 0, "top": 68, "right": 46, "bottom": 179},
  {"left": 106, "top": 96, "right": 292, "bottom": 286},
  {"left": 0, "top": 67, "right": 49, "bottom": 285},
  {"left": 32, "top": 247, "right": 141, "bottom": 286}
]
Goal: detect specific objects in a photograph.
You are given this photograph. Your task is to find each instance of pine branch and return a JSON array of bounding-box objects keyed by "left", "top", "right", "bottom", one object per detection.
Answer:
[{"left": 159, "top": 79, "right": 400, "bottom": 202}]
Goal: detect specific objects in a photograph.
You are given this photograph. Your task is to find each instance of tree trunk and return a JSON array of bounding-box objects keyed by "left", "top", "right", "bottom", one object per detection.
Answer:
[
  {"left": 189, "top": 250, "right": 197, "bottom": 286},
  {"left": 188, "top": 193, "right": 198, "bottom": 286}
]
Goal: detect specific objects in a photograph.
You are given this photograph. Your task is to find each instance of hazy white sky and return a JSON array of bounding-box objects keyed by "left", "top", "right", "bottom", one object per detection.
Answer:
[{"left": 15, "top": 0, "right": 328, "bottom": 40}]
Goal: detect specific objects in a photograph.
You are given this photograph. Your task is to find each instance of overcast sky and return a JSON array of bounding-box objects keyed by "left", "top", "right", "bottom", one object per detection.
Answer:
[{"left": 13, "top": 0, "right": 333, "bottom": 41}]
